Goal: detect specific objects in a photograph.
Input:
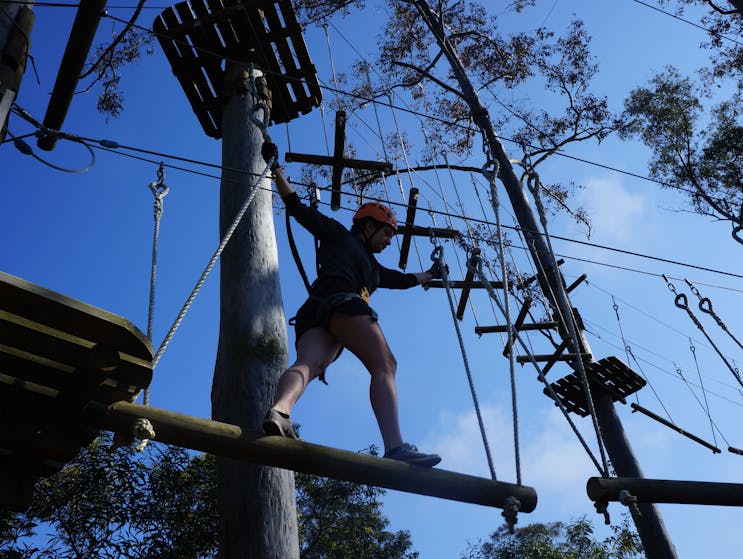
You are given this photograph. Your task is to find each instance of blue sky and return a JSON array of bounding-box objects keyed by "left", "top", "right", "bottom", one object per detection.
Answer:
[{"left": 3, "top": 1, "right": 743, "bottom": 557}]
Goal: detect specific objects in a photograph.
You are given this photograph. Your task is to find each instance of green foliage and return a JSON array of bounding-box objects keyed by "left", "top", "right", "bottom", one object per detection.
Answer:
[
  {"left": 0, "top": 437, "right": 417, "bottom": 559},
  {"left": 295, "top": 447, "right": 418, "bottom": 559},
  {"left": 621, "top": 66, "right": 743, "bottom": 233},
  {"left": 460, "top": 516, "right": 643, "bottom": 559}
]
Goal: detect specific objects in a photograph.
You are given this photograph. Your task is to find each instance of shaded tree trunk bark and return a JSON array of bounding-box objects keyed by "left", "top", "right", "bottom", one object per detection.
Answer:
[{"left": 212, "top": 65, "right": 299, "bottom": 559}]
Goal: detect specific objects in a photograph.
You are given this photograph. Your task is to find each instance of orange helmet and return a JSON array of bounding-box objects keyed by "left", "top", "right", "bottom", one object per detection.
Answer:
[{"left": 353, "top": 202, "right": 398, "bottom": 232}]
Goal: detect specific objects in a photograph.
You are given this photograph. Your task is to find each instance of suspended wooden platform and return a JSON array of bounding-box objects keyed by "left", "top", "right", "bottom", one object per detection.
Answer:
[
  {"left": 0, "top": 271, "right": 153, "bottom": 510},
  {"left": 587, "top": 476, "right": 743, "bottom": 507},
  {"left": 153, "top": 0, "right": 322, "bottom": 138},
  {"left": 0, "top": 271, "right": 537, "bottom": 514},
  {"left": 544, "top": 356, "right": 646, "bottom": 416}
]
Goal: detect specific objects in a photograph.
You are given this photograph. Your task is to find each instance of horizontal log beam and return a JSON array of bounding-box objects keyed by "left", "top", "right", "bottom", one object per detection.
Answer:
[
  {"left": 397, "top": 225, "right": 459, "bottom": 239},
  {"left": 476, "top": 322, "right": 557, "bottom": 335},
  {"left": 427, "top": 280, "right": 508, "bottom": 289},
  {"left": 285, "top": 152, "right": 392, "bottom": 172},
  {"left": 587, "top": 477, "right": 743, "bottom": 507},
  {"left": 88, "top": 401, "right": 537, "bottom": 512}
]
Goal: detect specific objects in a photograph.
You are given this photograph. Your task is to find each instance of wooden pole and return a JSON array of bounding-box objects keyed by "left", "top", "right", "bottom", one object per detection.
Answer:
[
  {"left": 212, "top": 64, "right": 299, "bottom": 559},
  {"left": 587, "top": 476, "right": 743, "bottom": 507},
  {"left": 36, "top": 0, "right": 106, "bottom": 151},
  {"left": 411, "top": 2, "right": 678, "bottom": 556},
  {"left": 88, "top": 400, "right": 538, "bottom": 511}
]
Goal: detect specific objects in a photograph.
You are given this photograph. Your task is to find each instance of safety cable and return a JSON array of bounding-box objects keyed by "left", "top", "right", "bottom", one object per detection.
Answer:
[
  {"left": 7, "top": 127, "right": 95, "bottom": 173},
  {"left": 76, "top": 7, "right": 733, "bottom": 215},
  {"left": 685, "top": 279, "right": 743, "bottom": 352},
  {"left": 611, "top": 296, "right": 635, "bottom": 402},
  {"left": 663, "top": 275, "right": 743, "bottom": 390},
  {"left": 524, "top": 167, "right": 610, "bottom": 476},
  {"left": 11, "top": 99, "right": 743, "bottom": 283},
  {"left": 483, "top": 160, "right": 522, "bottom": 485},
  {"left": 687, "top": 340, "right": 719, "bottom": 447},
  {"left": 431, "top": 241, "right": 497, "bottom": 480},
  {"left": 583, "top": 318, "right": 743, "bottom": 409}
]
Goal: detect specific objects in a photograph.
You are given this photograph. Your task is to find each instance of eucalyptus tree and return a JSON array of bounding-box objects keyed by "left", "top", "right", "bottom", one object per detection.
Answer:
[{"left": 622, "top": 1, "right": 743, "bottom": 245}]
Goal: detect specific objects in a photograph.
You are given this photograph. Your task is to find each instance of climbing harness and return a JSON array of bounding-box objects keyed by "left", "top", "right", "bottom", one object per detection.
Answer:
[
  {"left": 430, "top": 239, "right": 497, "bottom": 481},
  {"left": 663, "top": 275, "right": 743, "bottom": 389},
  {"left": 685, "top": 279, "right": 743, "bottom": 352},
  {"left": 152, "top": 74, "right": 275, "bottom": 368}
]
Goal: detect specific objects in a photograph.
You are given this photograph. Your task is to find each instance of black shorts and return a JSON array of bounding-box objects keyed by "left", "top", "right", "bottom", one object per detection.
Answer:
[{"left": 293, "top": 293, "right": 378, "bottom": 346}]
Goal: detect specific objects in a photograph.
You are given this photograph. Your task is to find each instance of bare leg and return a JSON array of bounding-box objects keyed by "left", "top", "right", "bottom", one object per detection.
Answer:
[
  {"left": 327, "top": 313, "right": 403, "bottom": 452},
  {"left": 272, "top": 327, "right": 341, "bottom": 415}
]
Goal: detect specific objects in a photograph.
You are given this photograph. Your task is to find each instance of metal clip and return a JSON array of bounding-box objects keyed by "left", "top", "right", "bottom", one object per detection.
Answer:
[{"left": 594, "top": 499, "right": 611, "bottom": 525}]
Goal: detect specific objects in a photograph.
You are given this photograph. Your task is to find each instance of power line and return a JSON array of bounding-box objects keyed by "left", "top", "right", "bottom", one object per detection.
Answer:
[
  {"left": 629, "top": 0, "right": 743, "bottom": 48},
  {"left": 21, "top": 127, "right": 743, "bottom": 283}
]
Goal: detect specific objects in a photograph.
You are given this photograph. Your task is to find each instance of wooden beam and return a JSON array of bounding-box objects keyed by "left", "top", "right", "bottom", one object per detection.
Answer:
[
  {"left": 398, "top": 187, "right": 419, "bottom": 270},
  {"left": 37, "top": 0, "right": 107, "bottom": 151},
  {"left": 331, "top": 110, "right": 346, "bottom": 209},
  {"left": 587, "top": 476, "right": 743, "bottom": 507},
  {"left": 87, "top": 401, "right": 537, "bottom": 512},
  {"left": 427, "top": 280, "right": 507, "bottom": 289},
  {"left": 284, "top": 152, "right": 392, "bottom": 172},
  {"left": 630, "top": 403, "right": 721, "bottom": 454},
  {"left": 456, "top": 249, "right": 479, "bottom": 320},
  {"left": 396, "top": 225, "right": 459, "bottom": 239},
  {"left": 475, "top": 322, "right": 557, "bottom": 335}
]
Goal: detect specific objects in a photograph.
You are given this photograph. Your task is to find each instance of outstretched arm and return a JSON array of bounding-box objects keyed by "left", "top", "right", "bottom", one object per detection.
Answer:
[{"left": 273, "top": 166, "right": 294, "bottom": 198}]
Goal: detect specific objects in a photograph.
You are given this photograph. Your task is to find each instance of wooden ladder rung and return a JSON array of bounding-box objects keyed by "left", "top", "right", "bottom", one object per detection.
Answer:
[
  {"left": 475, "top": 322, "right": 557, "bottom": 335},
  {"left": 516, "top": 353, "right": 591, "bottom": 364}
]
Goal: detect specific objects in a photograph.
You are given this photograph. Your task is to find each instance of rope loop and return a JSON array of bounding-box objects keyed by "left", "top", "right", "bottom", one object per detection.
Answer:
[
  {"left": 594, "top": 499, "right": 611, "bottom": 525},
  {"left": 674, "top": 292, "right": 689, "bottom": 310},
  {"left": 501, "top": 496, "right": 520, "bottom": 534},
  {"left": 619, "top": 489, "right": 642, "bottom": 521},
  {"left": 699, "top": 297, "right": 714, "bottom": 315}
]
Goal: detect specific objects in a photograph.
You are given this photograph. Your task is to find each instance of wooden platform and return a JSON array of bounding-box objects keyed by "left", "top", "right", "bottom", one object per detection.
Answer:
[
  {"left": 153, "top": 0, "right": 322, "bottom": 138},
  {"left": 0, "top": 271, "right": 153, "bottom": 510},
  {"left": 544, "top": 356, "right": 646, "bottom": 416}
]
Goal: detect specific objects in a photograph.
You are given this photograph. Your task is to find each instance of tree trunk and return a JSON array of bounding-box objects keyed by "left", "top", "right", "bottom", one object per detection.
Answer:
[{"left": 211, "top": 65, "right": 299, "bottom": 559}]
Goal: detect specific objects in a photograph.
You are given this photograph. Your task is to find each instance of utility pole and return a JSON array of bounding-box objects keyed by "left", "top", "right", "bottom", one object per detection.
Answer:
[
  {"left": 0, "top": 1, "right": 34, "bottom": 142},
  {"left": 412, "top": 1, "right": 677, "bottom": 557},
  {"left": 210, "top": 64, "right": 299, "bottom": 559}
]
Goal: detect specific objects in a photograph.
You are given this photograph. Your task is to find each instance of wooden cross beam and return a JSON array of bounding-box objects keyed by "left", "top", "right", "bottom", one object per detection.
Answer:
[
  {"left": 285, "top": 110, "right": 393, "bottom": 210},
  {"left": 88, "top": 400, "right": 538, "bottom": 512},
  {"left": 587, "top": 476, "right": 743, "bottom": 507}
]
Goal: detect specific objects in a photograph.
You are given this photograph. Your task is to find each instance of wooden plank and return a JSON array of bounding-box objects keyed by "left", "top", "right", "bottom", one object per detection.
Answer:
[
  {"left": 90, "top": 400, "right": 538, "bottom": 512},
  {"left": 0, "top": 271, "right": 152, "bottom": 361},
  {"left": 0, "top": 312, "right": 151, "bottom": 392}
]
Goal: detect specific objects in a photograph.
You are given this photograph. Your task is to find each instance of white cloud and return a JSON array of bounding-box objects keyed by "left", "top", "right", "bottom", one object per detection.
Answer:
[
  {"left": 424, "top": 405, "right": 602, "bottom": 511},
  {"left": 576, "top": 176, "right": 653, "bottom": 245}
]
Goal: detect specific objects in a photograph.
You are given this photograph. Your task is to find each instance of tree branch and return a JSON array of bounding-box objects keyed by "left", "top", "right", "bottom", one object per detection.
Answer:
[
  {"left": 80, "top": 0, "right": 146, "bottom": 80},
  {"left": 391, "top": 58, "right": 465, "bottom": 98}
]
